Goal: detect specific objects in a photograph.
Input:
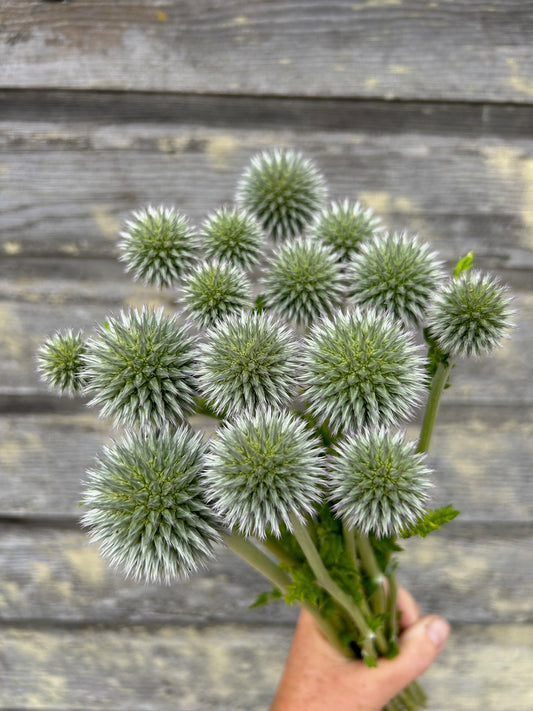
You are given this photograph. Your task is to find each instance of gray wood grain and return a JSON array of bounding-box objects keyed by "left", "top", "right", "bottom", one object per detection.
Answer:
[{"left": 1, "top": 1, "right": 533, "bottom": 103}]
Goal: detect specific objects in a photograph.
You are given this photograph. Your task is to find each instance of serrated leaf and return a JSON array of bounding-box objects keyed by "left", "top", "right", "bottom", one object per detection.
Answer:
[
  {"left": 249, "top": 588, "right": 283, "bottom": 609},
  {"left": 363, "top": 653, "right": 378, "bottom": 668},
  {"left": 453, "top": 251, "right": 474, "bottom": 279},
  {"left": 401, "top": 505, "right": 460, "bottom": 539}
]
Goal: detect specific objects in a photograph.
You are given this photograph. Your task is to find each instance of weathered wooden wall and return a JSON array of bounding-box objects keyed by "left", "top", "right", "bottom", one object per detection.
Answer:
[{"left": 0, "top": 1, "right": 532, "bottom": 709}]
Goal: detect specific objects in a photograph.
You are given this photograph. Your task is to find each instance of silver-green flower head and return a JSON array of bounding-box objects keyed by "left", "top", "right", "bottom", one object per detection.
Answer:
[
  {"left": 83, "top": 307, "right": 198, "bottom": 428},
  {"left": 37, "top": 329, "right": 86, "bottom": 396},
  {"left": 180, "top": 259, "right": 252, "bottom": 329},
  {"left": 200, "top": 206, "right": 264, "bottom": 270},
  {"left": 347, "top": 232, "right": 445, "bottom": 328},
  {"left": 196, "top": 311, "right": 301, "bottom": 418},
  {"left": 301, "top": 308, "right": 426, "bottom": 433},
  {"left": 82, "top": 426, "right": 222, "bottom": 583},
  {"left": 203, "top": 410, "right": 325, "bottom": 538},
  {"left": 310, "top": 199, "right": 383, "bottom": 261},
  {"left": 426, "top": 270, "right": 514, "bottom": 358},
  {"left": 263, "top": 238, "right": 345, "bottom": 328},
  {"left": 328, "top": 428, "right": 432, "bottom": 538},
  {"left": 236, "top": 149, "right": 327, "bottom": 241},
  {"left": 118, "top": 205, "right": 199, "bottom": 288}
]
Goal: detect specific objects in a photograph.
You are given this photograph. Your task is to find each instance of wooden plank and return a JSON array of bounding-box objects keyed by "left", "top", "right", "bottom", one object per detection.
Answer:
[
  {"left": 0, "top": 407, "right": 531, "bottom": 519},
  {"left": 2, "top": 124, "right": 532, "bottom": 274},
  {"left": 1, "top": 1, "right": 533, "bottom": 103},
  {"left": 0, "top": 523, "right": 530, "bottom": 626},
  {"left": 0, "top": 622, "right": 531, "bottom": 710}
]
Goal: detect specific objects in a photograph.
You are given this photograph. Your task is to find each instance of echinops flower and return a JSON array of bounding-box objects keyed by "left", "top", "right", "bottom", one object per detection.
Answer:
[
  {"left": 328, "top": 428, "right": 432, "bottom": 538},
  {"left": 203, "top": 410, "right": 325, "bottom": 538},
  {"left": 236, "top": 149, "right": 326, "bottom": 241},
  {"left": 82, "top": 426, "right": 221, "bottom": 583},
  {"left": 37, "top": 329, "right": 86, "bottom": 395},
  {"left": 180, "top": 259, "right": 252, "bottom": 329},
  {"left": 426, "top": 270, "right": 514, "bottom": 357},
  {"left": 118, "top": 205, "right": 199, "bottom": 288},
  {"left": 196, "top": 311, "right": 301, "bottom": 418},
  {"left": 200, "top": 206, "right": 264, "bottom": 269},
  {"left": 310, "top": 200, "right": 382, "bottom": 261},
  {"left": 347, "top": 232, "right": 444, "bottom": 328},
  {"left": 301, "top": 308, "right": 426, "bottom": 433},
  {"left": 263, "top": 238, "right": 345, "bottom": 327},
  {"left": 83, "top": 307, "right": 197, "bottom": 428}
]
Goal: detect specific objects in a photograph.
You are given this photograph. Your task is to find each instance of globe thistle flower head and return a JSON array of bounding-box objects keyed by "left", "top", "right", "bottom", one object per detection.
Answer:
[
  {"left": 82, "top": 306, "right": 198, "bottom": 429},
  {"left": 263, "top": 238, "right": 345, "bottom": 328},
  {"left": 118, "top": 205, "right": 199, "bottom": 288},
  {"left": 328, "top": 428, "right": 432, "bottom": 538},
  {"left": 236, "top": 149, "right": 326, "bottom": 241},
  {"left": 200, "top": 206, "right": 264, "bottom": 270},
  {"left": 37, "top": 329, "right": 87, "bottom": 396},
  {"left": 82, "top": 426, "right": 222, "bottom": 584},
  {"left": 310, "top": 199, "right": 383, "bottom": 261},
  {"left": 180, "top": 259, "right": 252, "bottom": 329},
  {"left": 347, "top": 231, "right": 445, "bottom": 328},
  {"left": 301, "top": 308, "right": 426, "bottom": 433},
  {"left": 426, "top": 270, "right": 514, "bottom": 358},
  {"left": 196, "top": 310, "right": 301, "bottom": 418},
  {"left": 204, "top": 410, "right": 325, "bottom": 538}
]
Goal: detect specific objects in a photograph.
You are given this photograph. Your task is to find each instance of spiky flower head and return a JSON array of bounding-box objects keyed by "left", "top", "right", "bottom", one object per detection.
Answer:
[
  {"left": 347, "top": 232, "right": 445, "bottom": 328},
  {"left": 310, "top": 199, "right": 383, "bottom": 261},
  {"left": 180, "top": 259, "right": 252, "bottom": 329},
  {"left": 196, "top": 311, "right": 301, "bottom": 418},
  {"left": 118, "top": 205, "right": 199, "bottom": 288},
  {"left": 200, "top": 206, "right": 264, "bottom": 270},
  {"left": 263, "top": 238, "right": 345, "bottom": 328},
  {"left": 82, "top": 426, "right": 221, "bottom": 583},
  {"left": 203, "top": 410, "right": 325, "bottom": 538},
  {"left": 82, "top": 307, "right": 197, "bottom": 428},
  {"left": 37, "top": 329, "right": 86, "bottom": 395},
  {"left": 328, "top": 428, "right": 432, "bottom": 538},
  {"left": 236, "top": 149, "right": 326, "bottom": 241},
  {"left": 426, "top": 270, "right": 514, "bottom": 358},
  {"left": 301, "top": 308, "right": 426, "bottom": 433}
]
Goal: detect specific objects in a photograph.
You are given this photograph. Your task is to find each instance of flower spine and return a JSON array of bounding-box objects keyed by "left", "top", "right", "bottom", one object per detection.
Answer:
[
  {"left": 37, "top": 329, "right": 86, "bottom": 395},
  {"left": 118, "top": 205, "right": 199, "bottom": 288},
  {"left": 236, "top": 149, "right": 326, "bottom": 241},
  {"left": 310, "top": 199, "right": 383, "bottom": 261},
  {"left": 82, "top": 426, "right": 221, "bottom": 583},
  {"left": 200, "top": 206, "right": 264, "bottom": 269},
  {"left": 203, "top": 410, "right": 325, "bottom": 538}
]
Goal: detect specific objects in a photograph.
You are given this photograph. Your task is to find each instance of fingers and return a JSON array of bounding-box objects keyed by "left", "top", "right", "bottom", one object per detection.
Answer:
[{"left": 396, "top": 585, "right": 421, "bottom": 630}]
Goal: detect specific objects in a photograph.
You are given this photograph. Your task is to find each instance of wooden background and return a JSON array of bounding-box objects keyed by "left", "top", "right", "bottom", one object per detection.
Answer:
[{"left": 1, "top": 1, "right": 532, "bottom": 709}]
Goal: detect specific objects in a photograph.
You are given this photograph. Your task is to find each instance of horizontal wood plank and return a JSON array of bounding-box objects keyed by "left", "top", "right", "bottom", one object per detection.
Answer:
[
  {"left": 1, "top": 1, "right": 533, "bottom": 103},
  {"left": 0, "top": 622, "right": 531, "bottom": 710}
]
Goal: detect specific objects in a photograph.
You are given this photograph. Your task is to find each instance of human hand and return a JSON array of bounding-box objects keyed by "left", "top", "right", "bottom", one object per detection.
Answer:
[{"left": 270, "top": 587, "right": 449, "bottom": 711}]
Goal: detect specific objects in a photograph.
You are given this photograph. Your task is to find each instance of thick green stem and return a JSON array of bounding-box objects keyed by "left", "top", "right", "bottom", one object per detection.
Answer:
[
  {"left": 355, "top": 531, "right": 387, "bottom": 618},
  {"left": 223, "top": 532, "right": 347, "bottom": 656},
  {"left": 387, "top": 568, "right": 399, "bottom": 645},
  {"left": 342, "top": 522, "right": 359, "bottom": 571},
  {"left": 417, "top": 360, "right": 453, "bottom": 454}
]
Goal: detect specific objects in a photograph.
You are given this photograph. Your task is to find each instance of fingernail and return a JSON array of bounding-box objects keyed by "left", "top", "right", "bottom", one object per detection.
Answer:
[{"left": 426, "top": 617, "right": 450, "bottom": 647}]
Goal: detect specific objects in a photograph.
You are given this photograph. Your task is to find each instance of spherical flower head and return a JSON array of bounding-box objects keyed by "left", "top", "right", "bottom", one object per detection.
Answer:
[
  {"left": 83, "top": 306, "right": 198, "bottom": 428},
  {"left": 310, "top": 199, "right": 383, "bottom": 261},
  {"left": 426, "top": 270, "right": 514, "bottom": 358},
  {"left": 263, "top": 238, "right": 345, "bottom": 328},
  {"left": 301, "top": 308, "right": 426, "bottom": 433},
  {"left": 37, "top": 329, "right": 87, "bottom": 396},
  {"left": 118, "top": 205, "right": 199, "bottom": 288},
  {"left": 204, "top": 410, "right": 325, "bottom": 538},
  {"left": 328, "top": 428, "right": 432, "bottom": 538},
  {"left": 347, "top": 232, "right": 445, "bottom": 328},
  {"left": 196, "top": 311, "right": 301, "bottom": 418},
  {"left": 236, "top": 149, "right": 326, "bottom": 241},
  {"left": 180, "top": 259, "right": 252, "bottom": 329},
  {"left": 82, "top": 426, "right": 222, "bottom": 583},
  {"left": 200, "top": 206, "right": 264, "bottom": 270}
]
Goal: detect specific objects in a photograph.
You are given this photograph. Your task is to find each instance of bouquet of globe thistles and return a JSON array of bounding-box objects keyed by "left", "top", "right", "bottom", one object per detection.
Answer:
[{"left": 37, "top": 149, "right": 514, "bottom": 711}]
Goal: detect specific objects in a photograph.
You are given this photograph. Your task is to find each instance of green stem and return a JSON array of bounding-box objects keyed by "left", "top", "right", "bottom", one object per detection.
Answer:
[
  {"left": 355, "top": 531, "right": 387, "bottom": 618},
  {"left": 223, "top": 532, "right": 347, "bottom": 656},
  {"left": 387, "top": 568, "right": 399, "bottom": 646},
  {"left": 291, "top": 518, "right": 378, "bottom": 663},
  {"left": 261, "top": 534, "right": 298, "bottom": 567},
  {"left": 342, "top": 522, "right": 359, "bottom": 571},
  {"left": 417, "top": 360, "right": 453, "bottom": 454}
]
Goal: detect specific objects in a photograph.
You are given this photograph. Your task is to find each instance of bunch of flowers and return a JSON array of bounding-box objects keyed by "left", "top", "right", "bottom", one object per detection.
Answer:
[{"left": 37, "top": 149, "right": 514, "bottom": 711}]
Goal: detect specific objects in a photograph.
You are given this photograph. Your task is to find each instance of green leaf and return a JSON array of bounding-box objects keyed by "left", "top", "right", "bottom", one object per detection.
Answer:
[
  {"left": 453, "top": 251, "right": 474, "bottom": 279},
  {"left": 253, "top": 294, "right": 267, "bottom": 313},
  {"left": 249, "top": 588, "right": 283, "bottom": 609},
  {"left": 401, "top": 505, "right": 460, "bottom": 539},
  {"left": 363, "top": 653, "right": 378, "bottom": 668}
]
